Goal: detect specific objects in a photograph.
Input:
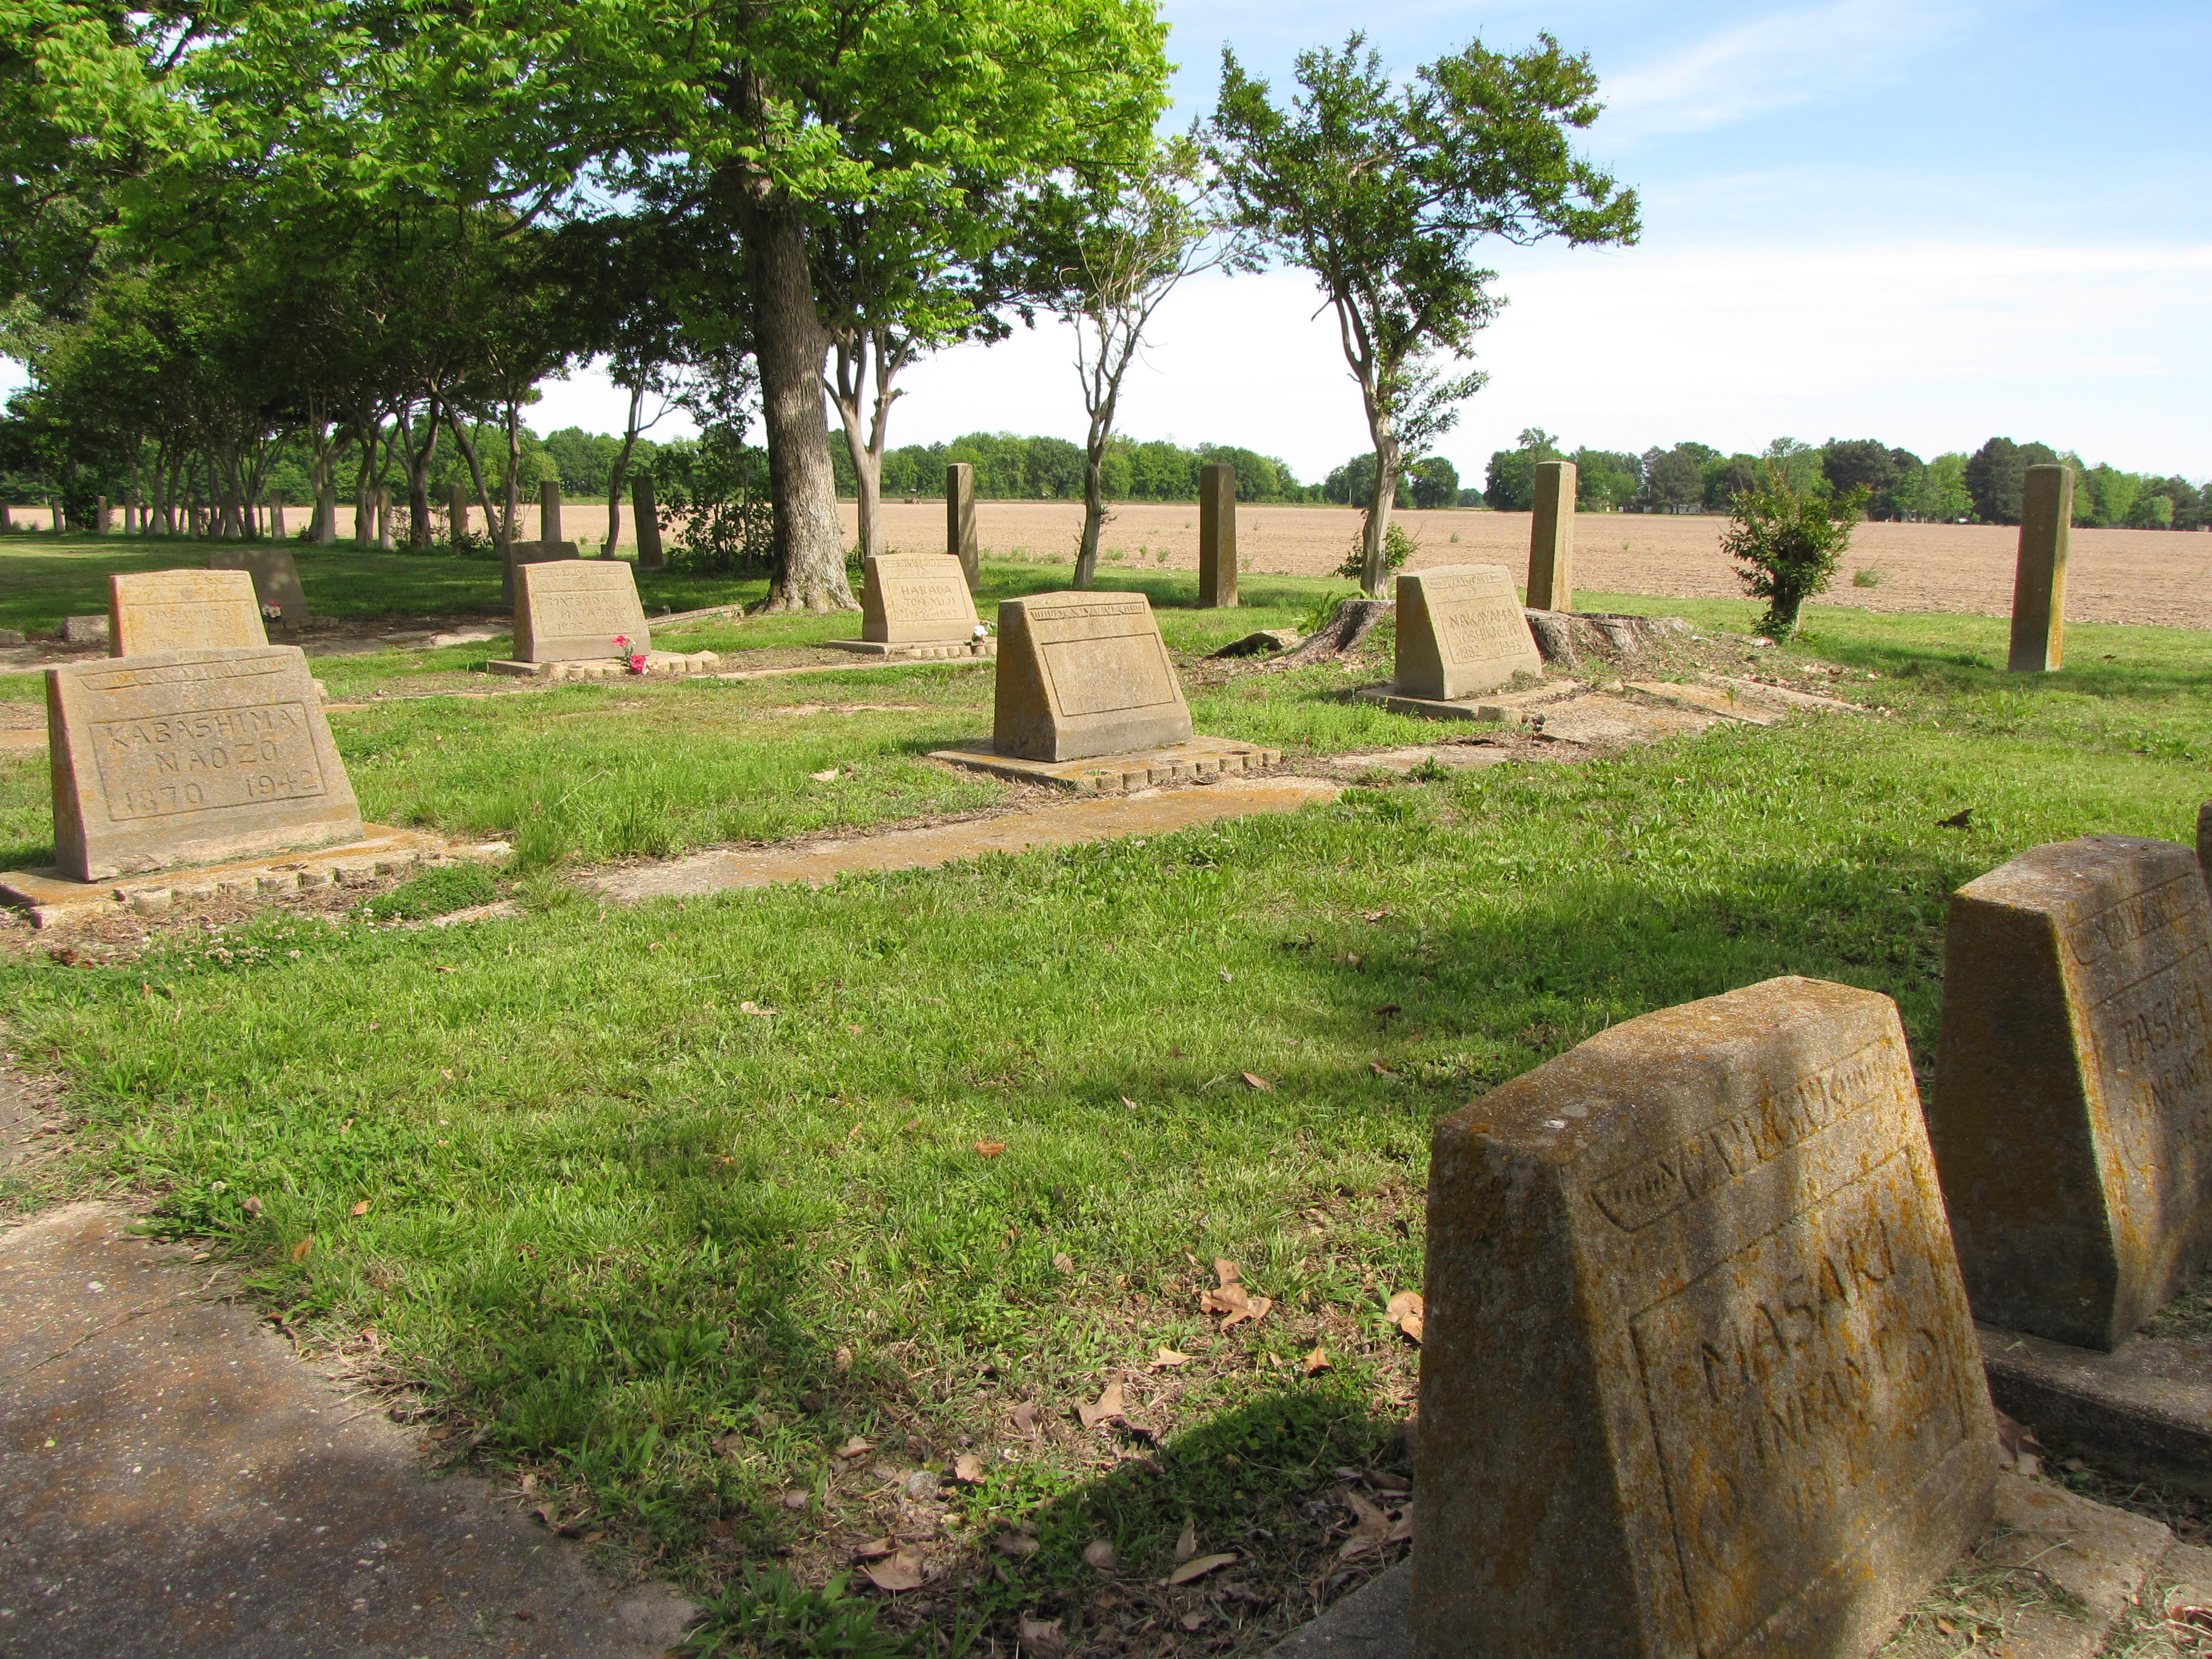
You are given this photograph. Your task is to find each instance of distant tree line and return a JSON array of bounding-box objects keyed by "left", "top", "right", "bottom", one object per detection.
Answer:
[
  {"left": 831, "top": 432, "right": 1309, "bottom": 504},
  {"left": 1482, "top": 429, "right": 2206, "bottom": 529}
]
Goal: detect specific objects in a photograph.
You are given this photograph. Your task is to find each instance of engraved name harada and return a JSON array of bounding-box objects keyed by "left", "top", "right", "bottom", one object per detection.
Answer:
[
  {"left": 1586, "top": 1041, "right": 1896, "bottom": 1232},
  {"left": 889, "top": 580, "right": 967, "bottom": 617}
]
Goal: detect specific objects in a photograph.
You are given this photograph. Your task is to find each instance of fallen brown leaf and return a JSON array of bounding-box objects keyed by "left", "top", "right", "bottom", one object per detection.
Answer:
[
  {"left": 1163, "top": 1552, "right": 1237, "bottom": 1586},
  {"left": 350, "top": 1200, "right": 370, "bottom": 1218},
  {"left": 1082, "top": 1538, "right": 1118, "bottom": 1572},
  {"left": 1151, "top": 1348, "right": 1192, "bottom": 1370},
  {"left": 1017, "top": 1615, "right": 1068, "bottom": 1659},
  {"left": 854, "top": 1537, "right": 897, "bottom": 1560},
  {"left": 1121, "top": 1096, "right": 1139, "bottom": 1110},
  {"left": 1052, "top": 1252, "right": 1074, "bottom": 1275},
  {"left": 952, "top": 1452, "right": 985, "bottom": 1484},
  {"left": 1386, "top": 1289, "right": 1425, "bottom": 1343},
  {"left": 837, "top": 1436, "right": 874, "bottom": 1458},
  {"left": 1008, "top": 1402, "right": 1038, "bottom": 1437},
  {"left": 1175, "top": 1518, "right": 1198, "bottom": 1561},
  {"left": 1302, "top": 1346, "right": 1332, "bottom": 1376},
  {"left": 1179, "top": 1611, "right": 1212, "bottom": 1632},
  {"left": 973, "top": 1141, "right": 1008, "bottom": 1158},
  {"left": 995, "top": 1531, "right": 1041, "bottom": 1558},
  {"left": 861, "top": 1548, "right": 926, "bottom": 1592},
  {"left": 1076, "top": 1381, "right": 1125, "bottom": 1430},
  {"left": 290, "top": 1236, "right": 313, "bottom": 1264},
  {"left": 242, "top": 1196, "right": 263, "bottom": 1218},
  {"left": 434, "top": 964, "right": 457, "bottom": 974},
  {"left": 1241, "top": 1071, "right": 1274, "bottom": 1093},
  {"left": 1215, "top": 1258, "right": 1241, "bottom": 1286}
]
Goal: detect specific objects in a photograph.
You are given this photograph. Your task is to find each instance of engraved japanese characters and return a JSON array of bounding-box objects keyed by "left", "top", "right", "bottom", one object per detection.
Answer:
[
  {"left": 1415, "top": 976, "right": 1994, "bottom": 1659},
  {"left": 1931, "top": 836, "right": 2212, "bottom": 1350},
  {"left": 513, "top": 560, "right": 652, "bottom": 665},
  {"left": 861, "top": 554, "right": 982, "bottom": 645},
  {"left": 991, "top": 592, "right": 1195, "bottom": 761},
  {"left": 1393, "top": 565, "right": 1543, "bottom": 700},
  {"left": 47, "top": 646, "right": 363, "bottom": 880}
]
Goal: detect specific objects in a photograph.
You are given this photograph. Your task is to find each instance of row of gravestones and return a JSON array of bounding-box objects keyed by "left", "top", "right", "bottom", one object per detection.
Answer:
[{"left": 1414, "top": 825, "right": 2212, "bottom": 1656}]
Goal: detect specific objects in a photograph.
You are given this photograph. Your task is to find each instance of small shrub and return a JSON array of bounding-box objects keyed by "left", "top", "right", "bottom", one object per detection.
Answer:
[
  {"left": 1296, "top": 589, "right": 1366, "bottom": 637},
  {"left": 1333, "top": 518, "right": 1418, "bottom": 583},
  {"left": 1720, "top": 470, "right": 1868, "bottom": 642},
  {"left": 353, "top": 861, "right": 502, "bottom": 922},
  {"left": 1852, "top": 567, "right": 1883, "bottom": 588}
]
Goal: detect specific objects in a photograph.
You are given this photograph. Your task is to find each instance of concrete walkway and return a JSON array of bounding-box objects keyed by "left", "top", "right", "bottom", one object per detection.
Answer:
[{"left": 0, "top": 1195, "right": 692, "bottom": 1658}]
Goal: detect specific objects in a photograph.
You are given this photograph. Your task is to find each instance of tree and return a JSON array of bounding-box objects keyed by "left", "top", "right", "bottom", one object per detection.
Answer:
[
  {"left": 1822, "top": 438, "right": 1899, "bottom": 504},
  {"left": 1721, "top": 468, "right": 1868, "bottom": 641},
  {"left": 1702, "top": 454, "right": 1758, "bottom": 511},
  {"left": 1212, "top": 32, "right": 1638, "bottom": 593},
  {"left": 1484, "top": 426, "right": 1560, "bottom": 511},
  {"left": 1408, "top": 455, "right": 1459, "bottom": 509},
  {"left": 1026, "top": 137, "right": 1222, "bottom": 588},
  {"left": 1963, "top": 437, "right": 2056, "bottom": 524},
  {"left": 1641, "top": 444, "right": 1704, "bottom": 511}
]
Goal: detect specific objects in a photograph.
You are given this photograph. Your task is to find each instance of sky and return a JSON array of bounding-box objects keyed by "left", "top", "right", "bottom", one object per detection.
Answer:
[{"left": 17, "top": 2, "right": 2205, "bottom": 488}]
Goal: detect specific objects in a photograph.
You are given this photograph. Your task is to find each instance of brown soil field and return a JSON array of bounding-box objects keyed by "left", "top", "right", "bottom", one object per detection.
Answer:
[{"left": 851, "top": 501, "right": 2212, "bottom": 631}]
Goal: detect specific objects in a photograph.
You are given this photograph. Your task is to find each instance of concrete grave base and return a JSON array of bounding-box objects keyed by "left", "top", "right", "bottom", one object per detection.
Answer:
[
  {"left": 1266, "top": 1473, "right": 2180, "bottom": 1659},
  {"left": 0, "top": 824, "right": 506, "bottom": 929},
  {"left": 929, "top": 734, "right": 1282, "bottom": 794},
  {"left": 486, "top": 649, "right": 719, "bottom": 681},
  {"left": 1346, "top": 682, "right": 1566, "bottom": 725},
  {"left": 823, "top": 636, "right": 997, "bottom": 660},
  {"left": 1982, "top": 1323, "right": 2212, "bottom": 1497}
]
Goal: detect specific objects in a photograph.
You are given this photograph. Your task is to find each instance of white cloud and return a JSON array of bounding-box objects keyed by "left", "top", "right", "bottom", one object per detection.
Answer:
[{"left": 1602, "top": 0, "right": 1972, "bottom": 140}]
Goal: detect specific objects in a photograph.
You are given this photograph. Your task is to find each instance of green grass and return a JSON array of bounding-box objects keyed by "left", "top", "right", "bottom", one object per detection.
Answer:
[{"left": 4, "top": 595, "right": 2209, "bottom": 1652}]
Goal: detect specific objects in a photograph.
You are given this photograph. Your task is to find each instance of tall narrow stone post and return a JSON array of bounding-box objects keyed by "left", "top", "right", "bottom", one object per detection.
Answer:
[
  {"left": 95, "top": 495, "right": 110, "bottom": 535},
  {"left": 1526, "top": 460, "right": 1576, "bottom": 612},
  {"left": 2008, "top": 464, "right": 2073, "bottom": 672},
  {"left": 375, "top": 486, "right": 393, "bottom": 550},
  {"left": 447, "top": 484, "right": 469, "bottom": 542},
  {"left": 1198, "top": 463, "right": 1239, "bottom": 608},
  {"left": 540, "top": 479, "right": 563, "bottom": 548},
  {"left": 634, "top": 474, "right": 665, "bottom": 570},
  {"left": 1, "top": 503, "right": 12, "bottom": 532},
  {"left": 946, "top": 463, "right": 979, "bottom": 590},
  {"left": 270, "top": 498, "right": 287, "bottom": 538}
]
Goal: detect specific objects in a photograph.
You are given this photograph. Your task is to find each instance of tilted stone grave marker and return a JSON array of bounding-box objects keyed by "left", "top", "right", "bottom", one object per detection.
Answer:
[
  {"left": 1527, "top": 460, "right": 1577, "bottom": 612},
  {"left": 860, "top": 554, "right": 981, "bottom": 645},
  {"left": 1416, "top": 975, "right": 1995, "bottom": 1659},
  {"left": 512, "top": 559, "right": 651, "bottom": 665},
  {"left": 946, "top": 463, "right": 979, "bottom": 589},
  {"left": 1393, "top": 564, "right": 1542, "bottom": 700},
  {"left": 2008, "top": 463, "right": 2072, "bottom": 674},
  {"left": 47, "top": 645, "right": 363, "bottom": 880},
  {"left": 500, "top": 538, "right": 580, "bottom": 603},
  {"left": 1931, "top": 836, "right": 2212, "bottom": 1350},
  {"left": 208, "top": 548, "right": 309, "bottom": 640},
  {"left": 1198, "top": 463, "right": 1238, "bottom": 608},
  {"left": 109, "top": 570, "right": 267, "bottom": 657},
  {"left": 992, "top": 591, "right": 1193, "bottom": 761}
]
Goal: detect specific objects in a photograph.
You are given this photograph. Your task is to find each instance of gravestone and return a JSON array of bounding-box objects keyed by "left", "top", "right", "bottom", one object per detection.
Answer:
[
  {"left": 513, "top": 558, "right": 650, "bottom": 664},
  {"left": 859, "top": 554, "right": 980, "bottom": 645},
  {"left": 2199, "top": 801, "right": 2210, "bottom": 892},
  {"left": 447, "top": 484, "right": 469, "bottom": 541},
  {"left": 375, "top": 486, "right": 392, "bottom": 550},
  {"left": 1416, "top": 975, "right": 1994, "bottom": 1659},
  {"left": 1393, "top": 564, "right": 1543, "bottom": 699},
  {"left": 96, "top": 495, "right": 110, "bottom": 535},
  {"left": 62, "top": 615, "right": 108, "bottom": 646},
  {"left": 991, "top": 591, "right": 1193, "bottom": 761},
  {"left": 2007, "top": 464, "right": 2072, "bottom": 673},
  {"left": 268, "top": 498, "right": 286, "bottom": 538},
  {"left": 1199, "top": 463, "right": 1238, "bottom": 608},
  {"left": 500, "top": 539, "right": 581, "bottom": 603},
  {"left": 208, "top": 548, "right": 308, "bottom": 641},
  {"left": 110, "top": 570, "right": 267, "bottom": 657},
  {"left": 1527, "top": 460, "right": 1576, "bottom": 612},
  {"left": 539, "top": 479, "right": 563, "bottom": 547},
  {"left": 1930, "top": 836, "right": 2212, "bottom": 1350},
  {"left": 946, "top": 463, "right": 979, "bottom": 589},
  {"left": 632, "top": 474, "right": 664, "bottom": 570},
  {"left": 46, "top": 645, "right": 363, "bottom": 880}
]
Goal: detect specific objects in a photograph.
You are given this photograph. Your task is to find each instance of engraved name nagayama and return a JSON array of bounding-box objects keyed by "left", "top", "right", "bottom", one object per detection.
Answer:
[
  {"left": 92, "top": 700, "right": 327, "bottom": 820},
  {"left": 1438, "top": 602, "right": 1527, "bottom": 661},
  {"left": 1587, "top": 1041, "right": 1898, "bottom": 1232}
]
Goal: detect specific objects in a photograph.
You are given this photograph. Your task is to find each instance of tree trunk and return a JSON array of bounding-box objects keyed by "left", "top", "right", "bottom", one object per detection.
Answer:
[
  {"left": 1074, "top": 399, "right": 1117, "bottom": 589},
  {"left": 606, "top": 380, "right": 645, "bottom": 552},
  {"left": 742, "top": 198, "right": 853, "bottom": 612},
  {"left": 403, "top": 395, "right": 442, "bottom": 550},
  {"left": 501, "top": 402, "right": 523, "bottom": 551},
  {"left": 1361, "top": 425, "right": 1403, "bottom": 595},
  {"left": 446, "top": 415, "right": 500, "bottom": 548}
]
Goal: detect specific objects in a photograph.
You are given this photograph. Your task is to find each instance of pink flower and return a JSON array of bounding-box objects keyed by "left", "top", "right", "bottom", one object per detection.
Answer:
[
  {"left": 628, "top": 653, "right": 649, "bottom": 674},
  {"left": 612, "top": 633, "right": 632, "bottom": 651}
]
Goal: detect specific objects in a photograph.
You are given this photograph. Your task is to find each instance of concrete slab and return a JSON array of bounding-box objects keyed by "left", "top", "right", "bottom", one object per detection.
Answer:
[
  {"left": 486, "top": 651, "right": 718, "bottom": 681},
  {"left": 595, "top": 776, "right": 1341, "bottom": 902},
  {"left": 1259, "top": 1475, "right": 2177, "bottom": 1659},
  {"left": 1521, "top": 692, "right": 1720, "bottom": 745},
  {"left": 1981, "top": 1323, "right": 2212, "bottom": 1497},
  {"left": 1623, "top": 679, "right": 1788, "bottom": 725},
  {"left": 0, "top": 826, "right": 505, "bottom": 930},
  {"left": 823, "top": 638, "right": 996, "bottom": 660},
  {"left": 0, "top": 729, "right": 43, "bottom": 752},
  {"left": 1342, "top": 683, "right": 1570, "bottom": 726},
  {"left": 928, "top": 734, "right": 1282, "bottom": 794},
  {"left": 0, "top": 1202, "right": 692, "bottom": 1658},
  {"left": 1701, "top": 674, "right": 1862, "bottom": 713}
]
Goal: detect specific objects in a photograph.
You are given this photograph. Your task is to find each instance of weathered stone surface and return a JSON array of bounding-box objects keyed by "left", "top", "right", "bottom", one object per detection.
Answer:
[
  {"left": 1979, "top": 1324, "right": 2212, "bottom": 1498},
  {"left": 947, "top": 463, "right": 980, "bottom": 589},
  {"left": 1199, "top": 463, "right": 1238, "bottom": 608},
  {"left": 207, "top": 546, "right": 308, "bottom": 638},
  {"left": 46, "top": 646, "right": 363, "bottom": 881},
  {"left": 1392, "top": 565, "right": 1541, "bottom": 699},
  {"left": 990, "top": 591, "right": 1193, "bottom": 762},
  {"left": 1931, "top": 836, "right": 2212, "bottom": 1349},
  {"left": 109, "top": 569, "right": 267, "bottom": 657},
  {"left": 514, "top": 559, "right": 651, "bottom": 664},
  {"left": 540, "top": 478, "right": 563, "bottom": 545},
  {"left": 62, "top": 615, "right": 109, "bottom": 646},
  {"left": 2197, "top": 800, "right": 2209, "bottom": 891},
  {"left": 2008, "top": 464, "right": 2072, "bottom": 672},
  {"left": 633, "top": 472, "right": 664, "bottom": 569},
  {"left": 501, "top": 538, "right": 581, "bottom": 603},
  {"left": 860, "top": 553, "right": 980, "bottom": 644},
  {"left": 1416, "top": 976, "right": 1995, "bottom": 1659},
  {"left": 1527, "top": 461, "right": 1576, "bottom": 612}
]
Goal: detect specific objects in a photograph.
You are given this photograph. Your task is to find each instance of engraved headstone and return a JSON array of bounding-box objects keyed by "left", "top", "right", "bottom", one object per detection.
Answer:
[
  {"left": 110, "top": 570, "right": 267, "bottom": 657},
  {"left": 500, "top": 539, "right": 581, "bottom": 603},
  {"left": 46, "top": 645, "right": 364, "bottom": 880},
  {"left": 1393, "top": 563, "right": 1543, "bottom": 699},
  {"left": 1527, "top": 460, "right": 1576, "bottom": 612},
  {"left": 862, "top": 554, "right": 980, "bottom": 645},
  {"left": 514, "top": 559, "right": 650, "bottom": 664},
  {"left": 1930, "top": 836, "right": 2212, "bottom": 1350},
  {"left": 1417, "top": 976, "right": 1996, "bottom": 1659},
  {"left": 2007, "top": 464, "right": 2072, "bottom": 673},
  {"left": 946, "top": 463, "right": 979, "bottom": 590},
  {"left": 1198, "top": 463, "right": 1238, "bottom": 608},
  {"left": 992, "top": 591, "right": 1193, "bottom": 761},
  {"left": 208, "top": 548, "right": 308, "bottom": 641}
]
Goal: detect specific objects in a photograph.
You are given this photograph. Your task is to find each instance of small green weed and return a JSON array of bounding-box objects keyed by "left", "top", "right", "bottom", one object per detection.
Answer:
[
  {"left": 1854, "top": 568, "right": 1885, "bottom": 588},
  {"left": 685, "top": 1567, "right": 920, "bottom": 1659},
  {"left": 352, "top": 861, "right": 503, "bottom": 922}
]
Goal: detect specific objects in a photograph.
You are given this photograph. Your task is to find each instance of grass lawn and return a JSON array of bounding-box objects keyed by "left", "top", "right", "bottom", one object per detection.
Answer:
[{"left": 3, "top": 546, "right": 2211, "bottom": 1654}]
